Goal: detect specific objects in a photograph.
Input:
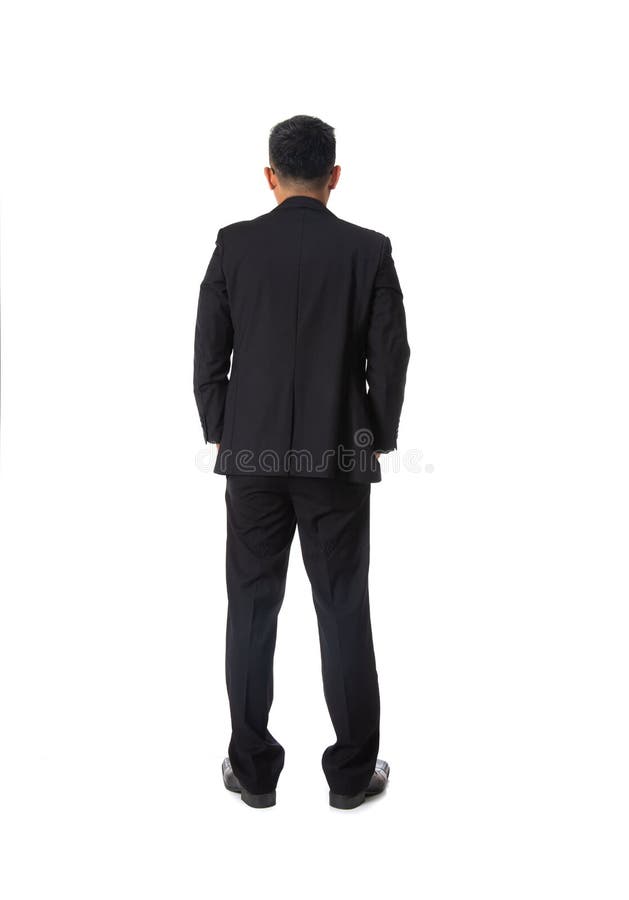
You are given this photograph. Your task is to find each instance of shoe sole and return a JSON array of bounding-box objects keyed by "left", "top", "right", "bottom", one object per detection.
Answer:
[
  {"left": 241, "top": 789, "right": 276, "bottom": 808},
  {"left": 225, "top": 781, "right": 276, "bottom": 808},
  {"left": 225, "top": 770, "right": 384, "bottom": 809},
  {"left": 329, "top": 790, "right": 367, "bottom": 809},
  {"left": 329, "top": 782, "right": 387, "bottom": 810},
  {"left": 330, "top": 791, "right": 367, "bottom": 809}
]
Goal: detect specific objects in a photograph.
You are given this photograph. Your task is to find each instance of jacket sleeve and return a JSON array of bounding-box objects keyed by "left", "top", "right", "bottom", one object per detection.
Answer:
[
  {"left": 365, "top": 236, "right": 411, "bottom": 453},
  {"left": 193, "top": 228, "right": 234, "bottom": 443}
]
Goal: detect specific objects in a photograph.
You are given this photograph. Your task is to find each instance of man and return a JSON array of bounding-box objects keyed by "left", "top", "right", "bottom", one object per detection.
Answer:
[{"left": 193, "top": 114, "right": 410, "bottom": 810}]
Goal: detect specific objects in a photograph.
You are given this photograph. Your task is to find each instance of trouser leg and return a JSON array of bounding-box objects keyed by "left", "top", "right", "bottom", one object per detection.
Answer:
[
  {"left": 224, "top": 475, "right": 296, "bottom": 794},
  {"left": 291, "top": 476, "right": 380, "bottom": 796}
]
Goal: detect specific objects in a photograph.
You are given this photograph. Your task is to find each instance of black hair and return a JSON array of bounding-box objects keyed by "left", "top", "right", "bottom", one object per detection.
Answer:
[{"left": 269, "top": 115, "right": 335, "bottom": 186}]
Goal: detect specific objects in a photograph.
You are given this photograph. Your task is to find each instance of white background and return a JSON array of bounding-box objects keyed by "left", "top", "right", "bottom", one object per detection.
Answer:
[{"left": 1, "top": 1, "right": 628, "bottom": 897}]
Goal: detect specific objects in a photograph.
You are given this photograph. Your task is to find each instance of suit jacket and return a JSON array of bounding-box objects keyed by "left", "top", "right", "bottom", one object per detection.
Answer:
[{"left": 193, "top": 195, "right": 410, "bottom": 483}]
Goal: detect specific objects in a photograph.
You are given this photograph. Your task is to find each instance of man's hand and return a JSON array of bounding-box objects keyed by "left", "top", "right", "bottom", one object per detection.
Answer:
[
  {"left": 375, "top": 451, "right": 381, "bottom": 460},
  {"left": 216, "top": 443, "right": 220, "bottom": 452}
]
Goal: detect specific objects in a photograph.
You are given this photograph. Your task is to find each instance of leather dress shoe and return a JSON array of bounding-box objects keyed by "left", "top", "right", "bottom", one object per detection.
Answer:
[
  {"left": 329, "top": 759, "right": 390, "bottom": 810},
  {"left": 222, "top": 757, "right": 276, "bottom": 808}
]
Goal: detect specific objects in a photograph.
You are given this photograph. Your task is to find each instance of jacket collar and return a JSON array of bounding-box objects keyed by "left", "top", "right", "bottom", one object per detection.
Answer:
[{"left": 271, "top": 195, "right": 335, "bottom": 216}]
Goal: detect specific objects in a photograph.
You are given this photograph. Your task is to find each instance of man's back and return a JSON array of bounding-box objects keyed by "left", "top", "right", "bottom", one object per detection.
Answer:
[{"left": 193, "top": 194, "right": 410, "bottom": 482}]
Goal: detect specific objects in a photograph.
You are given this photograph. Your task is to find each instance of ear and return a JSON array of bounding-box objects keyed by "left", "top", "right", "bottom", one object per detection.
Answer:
[
  {"left": 329, "top": 165, "right": 341, "bottom": 190},
  {"left": 264, "top": 166, "right": 277, "bottom": 190}
]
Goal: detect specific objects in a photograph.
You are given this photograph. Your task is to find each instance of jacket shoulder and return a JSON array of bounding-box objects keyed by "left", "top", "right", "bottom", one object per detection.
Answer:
[
  {"left": 328, "top": 215, "right": 387, "bottom": 254},
  {"left": 219, "top": 210, "right": 276, "bottom": 238},
  {"left": 219, "top": 210, "right": 387, "bottom": 257},
  {"left": 332, "top": 215, "right": 385, "bottom": 239}
]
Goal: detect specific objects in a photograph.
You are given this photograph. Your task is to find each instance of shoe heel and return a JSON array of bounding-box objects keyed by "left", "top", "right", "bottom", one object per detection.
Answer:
[
  {"left": 329, "top": 790, "right": 366, "bottom": 810},
  {"left": 241, "top": 789, "right": 276, "bottom": 809}
]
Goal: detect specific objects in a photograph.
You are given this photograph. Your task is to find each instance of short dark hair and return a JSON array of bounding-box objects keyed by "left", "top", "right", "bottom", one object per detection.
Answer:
[{"left": 269, "top": 115, "right": 335, "bottom": 186}]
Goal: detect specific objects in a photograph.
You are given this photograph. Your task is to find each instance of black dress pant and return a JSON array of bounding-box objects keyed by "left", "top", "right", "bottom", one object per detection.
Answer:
[{"left": 224, "top": 474, "right": 380, "bottom": 796}]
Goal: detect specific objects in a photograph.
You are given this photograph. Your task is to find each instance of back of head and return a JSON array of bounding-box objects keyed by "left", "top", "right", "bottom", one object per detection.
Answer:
[{"left": 269, "top": 115, "right": 336, "bottom": 191}]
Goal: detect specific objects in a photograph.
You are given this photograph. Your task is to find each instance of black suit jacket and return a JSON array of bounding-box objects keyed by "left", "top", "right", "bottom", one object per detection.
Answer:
[{"left": 193, "top": 195, "right": 410, "bottom": 483}]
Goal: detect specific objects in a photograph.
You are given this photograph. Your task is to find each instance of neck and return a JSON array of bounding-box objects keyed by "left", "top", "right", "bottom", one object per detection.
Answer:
[{"left": 276, "top": 188, "right": 328, "bottom": 206}]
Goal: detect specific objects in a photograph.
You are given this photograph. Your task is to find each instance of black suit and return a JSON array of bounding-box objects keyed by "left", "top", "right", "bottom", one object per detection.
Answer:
[
  {"left": 193, "top": 195, "right": 410, "bottom": 797},
  {"left": 194, "top": 194, "right": 410, "bottom": 482}
]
